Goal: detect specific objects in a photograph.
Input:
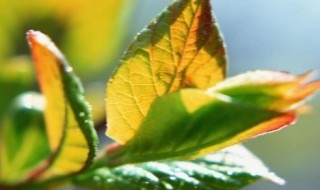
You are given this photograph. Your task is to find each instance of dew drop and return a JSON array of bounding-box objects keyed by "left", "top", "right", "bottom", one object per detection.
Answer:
[
  {"left": 79, "top": 112, "right": 85, "bottom": 117},
  {"left": 169, "top": 176, "right": 177, "bottom": 181}
]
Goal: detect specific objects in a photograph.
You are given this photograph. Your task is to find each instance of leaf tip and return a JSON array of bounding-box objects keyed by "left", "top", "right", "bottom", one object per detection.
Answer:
[
  {"left": 26, "top": 30, "right": 64, "bottom": 60},
  {"left": 264, "top": 172, "right": 286, "bottom": 185},
  {"left": 260, "top": 113, "right": 296, "bottom": 134},
  {"left": 27, "top": 30, "right": 48, "bottom": 46}
]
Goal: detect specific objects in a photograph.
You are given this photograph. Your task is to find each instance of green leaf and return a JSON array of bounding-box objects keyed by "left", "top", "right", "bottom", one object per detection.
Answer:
[
  {"left": 0, "top": 0, "right": 137, "bottom": 124},
  {"left": 106, "top": 0, "right": 226, "bottom": 144},
  {"left": 73, "top": 145, "right": 283, "bottom": 190},
  {"left": 27, "top": 31, "right": 98, "bottom": 178},
  {"left": 0, "top": 92, "right": 50, "bottom": 184},
  {"left": 105, "top": 89, "right": 295, "bottom": 164},
  {"left": 208, "top": 70, "right": 320, "bottom": 112}
]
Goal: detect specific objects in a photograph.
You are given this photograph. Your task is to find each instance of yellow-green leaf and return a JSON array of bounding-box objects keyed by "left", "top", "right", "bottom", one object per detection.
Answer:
[
  {"left": 103, "top": 70, "right": 320, "bottom": 164},
  {"left": 104, "top": 89, "right": 295, "bottom": 165},
  {"left": 27, "top": 31, "right": 98, "bottom": 178},
  {"left": 106, "top": 0, "right": 226, "bottom": 144},
  {"left": 0, "top": 0, "right": 137, "bottom": 125},
  {"left": 208, "top": 70, "right": 320, "bottom": 112}
]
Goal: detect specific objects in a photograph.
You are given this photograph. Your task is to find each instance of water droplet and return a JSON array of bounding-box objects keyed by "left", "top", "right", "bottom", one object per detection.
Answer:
[
  {"left": 79, "top": 112, "right": 85, "bottom": 117},
  {"left": 226, "top": 170, "right": 233, "bottom": 175},
  {"left": 169, "top": 176, "right": 177, "bottom": 181},
  {"left": 162, "top": 181, "right": 173, "bottom": 190},
  {"left": 84, "top": 120, "right": 91, "bottom": 124}
]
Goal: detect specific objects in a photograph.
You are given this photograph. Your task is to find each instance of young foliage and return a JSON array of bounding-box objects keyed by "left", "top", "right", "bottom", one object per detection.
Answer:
[
  {"left": 0, "top": 0, "right": 319, "bottom": 189},
  {"left": 106, "top": 0, "right": 226, "bottom": 144},
  {"left": 27, "top": 31, "right": 98, "bottom": 178},
  {"left": 74, "top": 145, "right": 283, "bottom": 190},
  {"left": 104, "top": 0, "right": 320, "bottom": 165},
  {"left": 104, "top": 88, "right": 295, "bottom": 164},
  {"left": 208, "top": 70, "right": 320, "bottom": 112}
]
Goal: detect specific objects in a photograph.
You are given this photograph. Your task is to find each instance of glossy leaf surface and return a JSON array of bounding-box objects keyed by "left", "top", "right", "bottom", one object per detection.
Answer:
[
  {"left": 74, "top": 145, "right": 283, "bottom": 190},
  {"left": 106, "top": 0, "right": 226, "bottom": 144},
  {"left": 106, "top": 88, "right": 295, "bottom": 164},
  {"left": 27, "top": 31, "right": 98, "bottom": 177},
  {"left": 106, "top": 69, "right": 320, "bottom": 164},
  {"left": 0, "top": 93, "right": 50, "bottom": 183}
]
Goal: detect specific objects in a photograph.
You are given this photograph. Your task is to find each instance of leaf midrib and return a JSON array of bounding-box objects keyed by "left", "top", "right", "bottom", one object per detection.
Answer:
[{"left": 166, "top": 0, "right": 206, "bottom": 93}]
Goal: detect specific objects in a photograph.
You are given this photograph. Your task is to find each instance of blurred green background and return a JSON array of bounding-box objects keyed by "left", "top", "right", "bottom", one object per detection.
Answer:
[{"left": 0, "top": 0, "right": 319, "bottom": 189}]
